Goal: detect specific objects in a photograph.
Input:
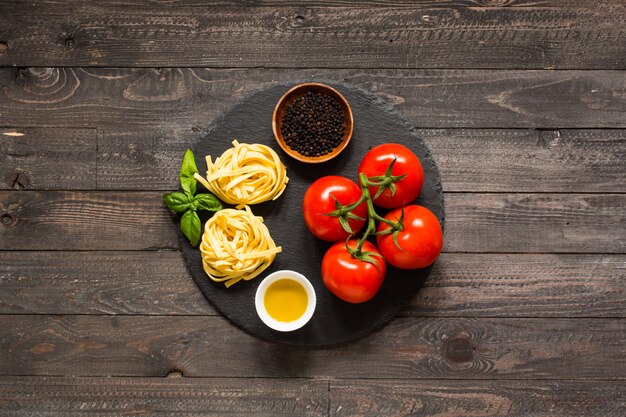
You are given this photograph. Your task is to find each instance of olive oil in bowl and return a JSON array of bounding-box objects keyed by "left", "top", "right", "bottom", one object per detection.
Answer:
[
  {"left": 264, "top": 279, "right": 309, "bottom": 322},
  {"left": 255, "top": 270, "right": 316, "bottom": 332}
]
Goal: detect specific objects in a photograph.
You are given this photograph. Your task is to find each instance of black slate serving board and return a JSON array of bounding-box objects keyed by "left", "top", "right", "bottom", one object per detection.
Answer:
[{"left": 179, "top": 81, "right": 444, "bottom": 347}]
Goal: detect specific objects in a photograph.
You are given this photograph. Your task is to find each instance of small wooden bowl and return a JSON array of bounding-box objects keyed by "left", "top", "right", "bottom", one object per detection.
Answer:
[{"left": 272, "top": 83, "right": 354, "bottom": 163}]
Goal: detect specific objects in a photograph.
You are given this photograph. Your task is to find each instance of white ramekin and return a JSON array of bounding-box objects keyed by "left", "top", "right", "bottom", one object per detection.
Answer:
[{"left": 255, "top": 270, "right": 316, "bottom": 332}]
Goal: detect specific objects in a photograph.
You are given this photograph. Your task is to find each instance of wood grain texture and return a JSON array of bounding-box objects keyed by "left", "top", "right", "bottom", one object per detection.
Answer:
[
  {"left": 1, "top": 191, "right": 623, "bottom": 252},
  {"left": 410, "top": 253, "right": 626, "bottom": 317},
  {"left": 0, "top": 127, "right": 96, "bottom": 190},
  {"left": 1, "top": 68, "right": 624, "bottom": 129},
  {"left": 1, "top": 3, "right": 624, "bottom": 68},
  {"left": 97, "top": 127, "right": 626, "bottom": 192},
  {"left": 0, "top": 191, "right": 177, "bottom": 250},
  {"left": 0, "top": 315, "right": 623, "bottom": 379},
  {"left": 424, "top": 129, "right": 626, "bottom": 192},
  {"left": 0, "top": 377, "right": 329, "bottom": 417},
  {"left": 330, "top": 379, "right": 626, "bottom": 417},
  {"left": 444, "top": 193, "right": 626, "bottom": 253},
  {"left": 0, "top": 377, "right": 623, "bottom": 417},
  {"left": 1, "top": 251, "right": 624, "bottom": 318},
  {"left": 0, "top": 251, "right": 214, "bottom": 315},
  {"left": 5, "top": 0, "right": 615, "bottom": 7}
]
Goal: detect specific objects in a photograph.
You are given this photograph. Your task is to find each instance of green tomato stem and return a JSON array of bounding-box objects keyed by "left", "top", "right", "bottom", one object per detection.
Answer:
[
  {"left": 353, "top": 173, "right": 378, "bottom": 254},
  {"left": 340, "top": 192, "right": 367, "bottom": 215},
  {"left": 332, "top": 166, "right": 407, "bottom": 261}
]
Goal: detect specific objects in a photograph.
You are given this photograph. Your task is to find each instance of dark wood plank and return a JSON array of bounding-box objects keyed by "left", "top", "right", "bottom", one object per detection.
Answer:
[
  {"left": 1, "top": 191, "right": 623, "bottom": 252},
  {"left": 0, "top": 191, "right": 177, "bottom": 251},
  {"left": 97, "top": 126, "right": 199, "bottom": 191},
  {"left": 0, "top": 376, "right": 329, "bottom": 417},
  {"left": 1, "top": 252, "right": 624, "bottom": 318},
  {"left": 425, "top": 129, "right": 626, "bottom": 192},
  {"left": 1, "top": 68, "right": 624, "bottom": 129},
  {"left": 6, "top": 0, "right": 613, "bottom": 7},
  {"left": 1, "top": 4, "right": 624, "bottom": 68},
  {"left": 1, "top": 377, "right": 623, "bottom": 417},
  {"left": 98, "top": 127, "right": 626, "bottom": 192},
  {"left": 444, "top": 193, "right": 626, "bottom": 253},
  {"left": 411, "top": 253, "right": 626, "bottom": 317},
  {"left": 0, "top": 127, "right": 96, "bottom": 190},
  {"left": 0, "top": 251, "right": 214, "bottom": 315},
  {"left": 330, "top": 379, "right": 626, "bottom": 417},
  {"left": 0, "top": 315, "right": 623, "bottom": 378}
]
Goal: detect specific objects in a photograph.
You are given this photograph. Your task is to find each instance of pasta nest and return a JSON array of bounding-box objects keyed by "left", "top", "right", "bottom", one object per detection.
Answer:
[
  {"left": 195, "top": 140, "right": 288, "bottom": 207},
  {"left": 199, "top": 205, "right": 281, "bottom": 288}
]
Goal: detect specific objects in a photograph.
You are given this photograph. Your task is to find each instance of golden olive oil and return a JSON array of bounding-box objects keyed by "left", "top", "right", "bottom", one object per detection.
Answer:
[{"left": 264, "top": 279, "right": 308, "bottom": 322}]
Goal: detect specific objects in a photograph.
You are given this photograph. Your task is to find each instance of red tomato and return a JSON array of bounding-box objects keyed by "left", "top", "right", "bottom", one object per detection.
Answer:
[
  {"left": 376, "top": 205, "right": 442, "bottom": 269},
  {"left": 357, "top": 143, "right": 424, "bottom": 209},
  {"left": 321, "top": 240, "right": 386, "bottom": 303},
  {"left": 303, "top": 176, "right": 367, "bottom": 242}
]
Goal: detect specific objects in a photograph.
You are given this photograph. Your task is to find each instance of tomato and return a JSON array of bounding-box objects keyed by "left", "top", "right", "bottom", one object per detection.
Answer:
[
  {"left": 303, "top": 176, "right": 367, "bottom": 242},
  {"left": 321, "top": 240, "right": 386, "bottom": 303},
  {"left": 376, "top": 205, "right": 443, "bottom": 269},
  {"left": 357, "top": 143, "right": 424, "bottom": 209}
]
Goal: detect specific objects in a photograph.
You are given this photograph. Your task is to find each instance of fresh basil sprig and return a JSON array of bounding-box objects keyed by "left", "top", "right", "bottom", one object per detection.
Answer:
[{"left": 163, "top": 149, "right": 222, "bottom": 246}]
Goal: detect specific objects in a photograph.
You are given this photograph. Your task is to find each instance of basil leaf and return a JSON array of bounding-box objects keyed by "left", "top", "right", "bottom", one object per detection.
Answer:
[
  {"left": 163, "top": 192, "right": 191, "bottom": 213},
  {"left": 180, "top": 149, "right": 198, "bottom": 197},
  {"left": 194, "top": 193, "right": 223, "bottom": 212},
  {"left": 180, "top": 210, "right": 201, "bottom": 247}
]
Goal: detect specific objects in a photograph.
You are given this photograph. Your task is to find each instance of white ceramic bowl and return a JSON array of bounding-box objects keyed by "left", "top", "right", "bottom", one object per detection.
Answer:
[{"left": 255, "top": 270, "right": 316, "bottom": 332}]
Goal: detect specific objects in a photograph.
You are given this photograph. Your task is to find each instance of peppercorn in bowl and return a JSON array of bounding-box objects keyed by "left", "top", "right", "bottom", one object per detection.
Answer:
[{"left": 273, "top": 83, "right": 354, "bottom": 163}]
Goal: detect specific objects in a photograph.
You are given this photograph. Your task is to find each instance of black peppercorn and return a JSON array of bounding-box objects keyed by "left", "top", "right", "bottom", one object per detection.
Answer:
[{"left": 281, "top": 92, "right": 345, "bottom": 157}]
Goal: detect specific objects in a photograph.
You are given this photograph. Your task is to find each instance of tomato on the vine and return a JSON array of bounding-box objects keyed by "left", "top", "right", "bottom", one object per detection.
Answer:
[
  {"left": 376, "top": 205, "right": 442, "bottom": 269},
  {"left": 321, "top": 240, "right": 386, "bottom": 303},
  {"left": 302, "top": 176, "right": 367, "bottom": 242},
  {"left": 357, "top": 144, "right": 424, "bottom": 209}
]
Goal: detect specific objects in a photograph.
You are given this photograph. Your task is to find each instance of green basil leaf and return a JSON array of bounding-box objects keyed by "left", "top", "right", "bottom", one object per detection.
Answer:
[
  {"left": 180, "top": 149, "right": 198, "bottom": 197},
  {"left": 180, "top": 210, "right": 201, "bottom": 247},
  {"left": 163, "top": 192, "right": 191, "bottom": 213},
  {"left": 194, "top": 193, "right": 223, "bottom": 212}
]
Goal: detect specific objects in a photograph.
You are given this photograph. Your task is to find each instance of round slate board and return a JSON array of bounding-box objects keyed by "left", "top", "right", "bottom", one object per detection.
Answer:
[{"left": 179, "top": 81, "right": 444, "bottom": 347}]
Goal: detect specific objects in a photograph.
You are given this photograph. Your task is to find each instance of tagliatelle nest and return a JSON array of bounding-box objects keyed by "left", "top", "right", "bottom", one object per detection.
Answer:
[
  {"left": 194, "top": 140, "right": 288, "bottom": 208},
  {"left": 199, "top": 205, "right": 281, "bottom": 288}
]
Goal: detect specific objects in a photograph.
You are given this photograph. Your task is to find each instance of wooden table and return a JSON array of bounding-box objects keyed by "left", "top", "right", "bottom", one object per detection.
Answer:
[{"left": 0, "top": 1, "right": 624, "bottom": 415}]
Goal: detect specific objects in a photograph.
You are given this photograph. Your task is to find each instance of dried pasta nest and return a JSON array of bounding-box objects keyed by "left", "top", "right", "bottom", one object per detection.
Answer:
[
  {"left": 199, "top": 205, "right": 281, "bottom": 288},
  {"left": 195, "top": 140, "right": 288, "bottom": 207}
]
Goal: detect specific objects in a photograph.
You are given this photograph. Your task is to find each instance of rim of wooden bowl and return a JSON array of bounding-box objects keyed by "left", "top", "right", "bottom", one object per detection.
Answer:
[{"left": 272, "top": 82, "right": 354, "bottom": 163}]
